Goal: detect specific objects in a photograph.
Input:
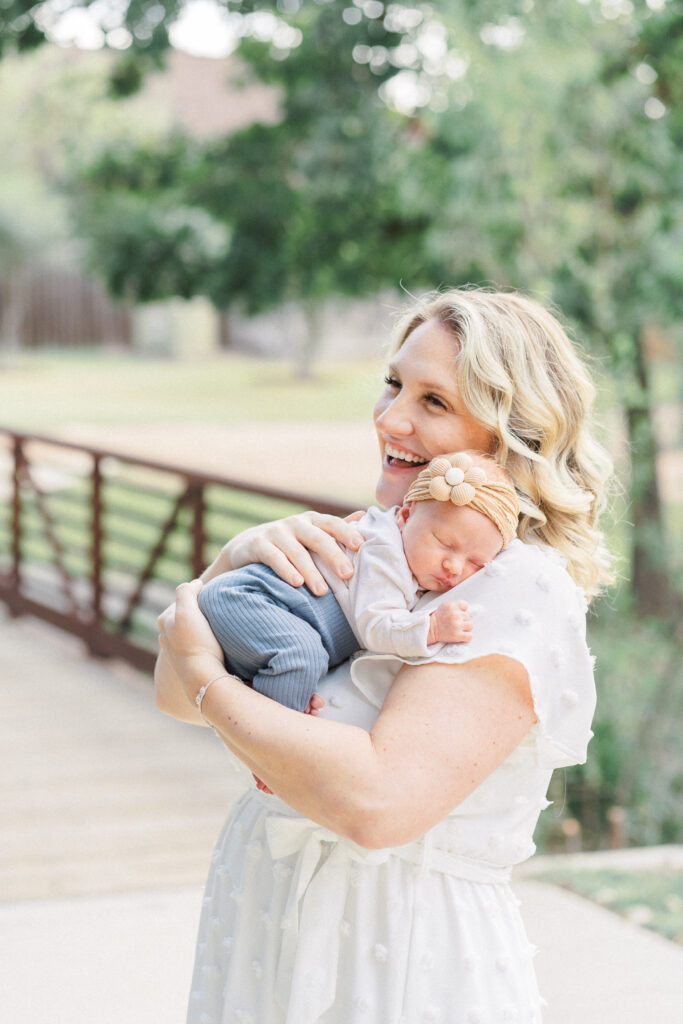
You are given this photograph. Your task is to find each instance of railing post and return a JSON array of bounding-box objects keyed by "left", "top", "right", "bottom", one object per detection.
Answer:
[
  {"left": 11, "top": 435, "right": 24, "bottom": 600},
  {"left": 91, "top": 455, "right": 103, "bottom": 628},
  {"left": 190, "top": 482, "right": 206, "bottom": 580}
]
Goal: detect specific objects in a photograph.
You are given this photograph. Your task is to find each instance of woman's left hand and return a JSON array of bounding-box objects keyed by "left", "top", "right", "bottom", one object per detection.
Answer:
[{"left": 157, "top": 580, "right": 224, "bottom": 702}]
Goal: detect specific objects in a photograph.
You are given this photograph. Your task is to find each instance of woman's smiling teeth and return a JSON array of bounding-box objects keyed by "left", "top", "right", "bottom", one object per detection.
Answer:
[{"left": 384, "top": 443, "right": 429, "bottom": 466}]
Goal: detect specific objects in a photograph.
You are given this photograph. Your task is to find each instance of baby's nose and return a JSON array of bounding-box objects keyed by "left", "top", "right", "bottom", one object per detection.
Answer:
[{"left": 443, "top": 554, "right": 463, "bottom": 575}]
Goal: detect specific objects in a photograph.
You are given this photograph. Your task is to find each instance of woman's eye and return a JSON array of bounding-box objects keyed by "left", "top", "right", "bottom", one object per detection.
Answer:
[
  {"left": 384, "top": 375, "right": 400, "bottom": 389},
  {"left": 425, "top": 393, "right": 447, "bottom": 410}
]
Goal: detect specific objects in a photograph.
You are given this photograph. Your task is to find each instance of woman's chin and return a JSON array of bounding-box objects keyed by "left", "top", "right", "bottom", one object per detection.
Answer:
[{"left": 375, "top": 466, "right": 421, "bottom": 509}]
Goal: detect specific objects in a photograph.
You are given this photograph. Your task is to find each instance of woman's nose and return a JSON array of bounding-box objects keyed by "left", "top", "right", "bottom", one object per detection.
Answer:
[{"left": 375, "top": 393, "right": 414, "bottom": 437}]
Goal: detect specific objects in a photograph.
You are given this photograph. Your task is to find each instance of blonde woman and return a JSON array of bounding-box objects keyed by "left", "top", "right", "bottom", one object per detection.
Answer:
[{"left": 156, "top": 289, "right": 612, "bottom": 1024}]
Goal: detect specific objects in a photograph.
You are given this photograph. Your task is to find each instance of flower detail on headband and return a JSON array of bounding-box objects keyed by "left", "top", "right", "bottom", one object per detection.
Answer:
[{"left": 428, "top": 452, "right": 488, "bottom": 506}]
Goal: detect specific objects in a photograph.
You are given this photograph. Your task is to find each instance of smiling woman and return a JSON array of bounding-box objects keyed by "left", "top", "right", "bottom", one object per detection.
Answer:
[{"left": 155, "top": 287, "right": 613, "bottom": 1024}]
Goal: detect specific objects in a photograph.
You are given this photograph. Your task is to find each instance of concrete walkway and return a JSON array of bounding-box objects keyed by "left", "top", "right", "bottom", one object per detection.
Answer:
[{"left": 2, "top": 609, "right": 683, "bottom": 1024}]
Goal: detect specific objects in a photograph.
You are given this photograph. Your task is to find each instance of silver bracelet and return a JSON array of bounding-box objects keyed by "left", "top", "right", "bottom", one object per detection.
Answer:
[{"left": 195, "top": 673, "right": 231, "bottom": 718}]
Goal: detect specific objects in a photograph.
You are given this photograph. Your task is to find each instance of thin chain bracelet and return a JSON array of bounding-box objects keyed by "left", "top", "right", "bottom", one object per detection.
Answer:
[{"left": 196, "top": 673, "right": 232, "bottom": 720}]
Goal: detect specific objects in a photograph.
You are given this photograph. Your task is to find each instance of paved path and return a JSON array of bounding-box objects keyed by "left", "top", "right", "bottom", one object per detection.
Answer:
[{"left": 2, "top": 609, "right": 683, "bottom": 1024}]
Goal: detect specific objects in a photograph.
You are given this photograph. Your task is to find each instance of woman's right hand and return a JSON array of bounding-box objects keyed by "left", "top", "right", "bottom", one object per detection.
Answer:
[{"left": 203, "top": 512, "right": 365, "bottom": 596}]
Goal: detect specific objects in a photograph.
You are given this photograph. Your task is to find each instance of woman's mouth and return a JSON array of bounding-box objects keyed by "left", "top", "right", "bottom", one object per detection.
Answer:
[{"left": 384, "top": 443, "right": 429, "bottom": 469}]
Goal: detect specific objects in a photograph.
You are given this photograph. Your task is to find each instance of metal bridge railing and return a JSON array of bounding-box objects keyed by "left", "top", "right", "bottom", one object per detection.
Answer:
[{"left": 0, "top": 428, "right": 357, "bottom": 672}]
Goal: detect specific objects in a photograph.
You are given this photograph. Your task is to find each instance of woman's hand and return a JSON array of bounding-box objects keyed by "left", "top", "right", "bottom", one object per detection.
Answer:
[
  {"left": 203, "top": 512, "right": 366, "bottom": 596},
  {"left": 157, "top": 580, "right": 225, "bottom": 704}
]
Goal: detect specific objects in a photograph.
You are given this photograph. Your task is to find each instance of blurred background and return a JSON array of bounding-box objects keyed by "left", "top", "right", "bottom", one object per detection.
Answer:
[{"left": 1, "top": 0, "right": 682, "bottom": 992}]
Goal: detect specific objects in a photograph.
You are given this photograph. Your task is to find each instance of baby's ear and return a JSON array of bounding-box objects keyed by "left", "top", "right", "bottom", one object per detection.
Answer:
[{"left": 395, "top": 503, "right": 413, "bottom": 530}]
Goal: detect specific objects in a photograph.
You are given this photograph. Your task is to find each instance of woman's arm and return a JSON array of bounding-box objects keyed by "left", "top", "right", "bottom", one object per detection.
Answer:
[
  {"left": 160, "top": 582, "right": 537, "bottom": 848},
  {"left": 154, "top": 648, "right": 207, "bottom": 725}
]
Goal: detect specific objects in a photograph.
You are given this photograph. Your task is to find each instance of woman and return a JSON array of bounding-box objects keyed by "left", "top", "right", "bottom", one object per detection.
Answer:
[{"left": 156, "top": 289, "right": 613, "bottom": 1024}]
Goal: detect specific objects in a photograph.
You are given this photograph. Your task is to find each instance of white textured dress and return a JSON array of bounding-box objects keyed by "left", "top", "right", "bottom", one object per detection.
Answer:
[{"left": 187, "top": 540, "right": 596, "bottom": 1024}]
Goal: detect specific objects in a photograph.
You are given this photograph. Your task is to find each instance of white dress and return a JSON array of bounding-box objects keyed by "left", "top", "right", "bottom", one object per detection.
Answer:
[{"left": 187, "top": 540, "right": 596, "bottom": 1024}]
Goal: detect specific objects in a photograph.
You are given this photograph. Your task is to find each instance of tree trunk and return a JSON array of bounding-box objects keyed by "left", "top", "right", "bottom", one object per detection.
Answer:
[
  {"left": 624, "top": 327, "right": 679, "bottom": 617},
  {"left": 295, "top": 301, "right": 323, "bottom": 380}
]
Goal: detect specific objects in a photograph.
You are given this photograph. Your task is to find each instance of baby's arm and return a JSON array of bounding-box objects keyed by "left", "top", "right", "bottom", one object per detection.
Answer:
[{"left": 348, "top": 531, "right": 472, "bottom": 657}]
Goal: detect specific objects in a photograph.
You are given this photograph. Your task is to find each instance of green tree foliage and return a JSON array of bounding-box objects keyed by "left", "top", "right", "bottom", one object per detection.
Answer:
[
  {"left": 66, "top": 3, "right": 453, "bottom": 369},
  {"left": 347, "top": 3, "right": 681, "bottom": 629},
  {"left": 72, "top": 136, "right": 230, "bottom": 301}
]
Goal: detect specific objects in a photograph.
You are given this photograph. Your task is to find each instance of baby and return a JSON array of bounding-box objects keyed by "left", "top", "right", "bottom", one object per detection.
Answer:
[{"left": 198, "top": 451, "right": 519, "bottom": 716}]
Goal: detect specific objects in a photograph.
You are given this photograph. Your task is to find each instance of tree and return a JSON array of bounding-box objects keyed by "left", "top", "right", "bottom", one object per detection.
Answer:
[
  {"left": 412, "top": 1, "right": 682, "bottom": 618},
  {"left": 66, "top": 2, "right": 454, "bottom": 373},
  {"left": 548, "top": 1, "right": 683, "bottom": 618},
  {"left": 13, "top": 0, "right": 682, "bottom": 594},
  {"left": 0, "top": 44, "right": 174, "bottom": 354}
]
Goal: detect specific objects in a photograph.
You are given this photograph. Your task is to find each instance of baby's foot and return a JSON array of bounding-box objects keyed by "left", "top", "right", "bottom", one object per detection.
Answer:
[
  {"left": 304, "top": 693, "right": 325, "bottom": 716},
  {"left": 253, "top": 774, "right": 273, "bottom": 795}
]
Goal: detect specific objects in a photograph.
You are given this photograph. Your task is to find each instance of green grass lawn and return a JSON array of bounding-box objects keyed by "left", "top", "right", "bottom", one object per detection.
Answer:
[
  {"left": 533, "top": 866, "right": 683, "bottom": 945},
  {"left": 0, "top": 348, "right": 383, "bottom": 430}
]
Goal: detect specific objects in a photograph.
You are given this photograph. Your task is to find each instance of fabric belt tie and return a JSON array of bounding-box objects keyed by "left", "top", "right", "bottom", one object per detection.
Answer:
[{"left": 264, "top": 813, "right": 511, "bottom": 1024}]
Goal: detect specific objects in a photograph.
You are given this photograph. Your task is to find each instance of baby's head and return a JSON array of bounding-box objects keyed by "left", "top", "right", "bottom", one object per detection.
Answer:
[{"left": 396, "top": 451, "right": 519, "bottom": 592}]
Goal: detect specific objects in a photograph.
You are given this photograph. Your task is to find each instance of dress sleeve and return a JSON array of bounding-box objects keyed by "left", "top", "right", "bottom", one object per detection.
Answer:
[{"left": 349, "top": 540, "right": 596, "bottom": 770}]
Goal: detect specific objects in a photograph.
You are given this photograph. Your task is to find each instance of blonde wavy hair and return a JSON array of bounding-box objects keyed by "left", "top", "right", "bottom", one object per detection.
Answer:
[{"left": 393, "top": 289, "right": 614, "bottom": 599}]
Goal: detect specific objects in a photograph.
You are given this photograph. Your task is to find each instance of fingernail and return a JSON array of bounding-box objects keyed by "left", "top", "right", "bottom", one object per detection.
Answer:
[
  {"left": 291, "top": 573, "right": 304, "bottom": 586},
  {"left": 352, "top": 534, "right": 364, "bottom": 547},
  {"left": 313, "top": 583, "right": 328, "bottom": 596}
]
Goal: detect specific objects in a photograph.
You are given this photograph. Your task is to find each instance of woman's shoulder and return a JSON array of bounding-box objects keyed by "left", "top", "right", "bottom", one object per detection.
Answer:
[
  {"left": 411, "top": 539, "right": 588, "bottom": 652},
  {"left": 466, "top": 536, "right": 581, "bottom": 598},
  {"left": 494, "top": 537, "right": 568, "bottom": 576}
]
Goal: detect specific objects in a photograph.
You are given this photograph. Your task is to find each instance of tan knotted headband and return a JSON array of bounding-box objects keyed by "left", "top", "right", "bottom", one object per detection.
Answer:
[{"left": 404, "top": 451, "right": 520, "bottom": 547}]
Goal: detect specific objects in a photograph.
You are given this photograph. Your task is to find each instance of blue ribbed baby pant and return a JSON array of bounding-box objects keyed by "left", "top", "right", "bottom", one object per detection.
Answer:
[{"left": 197, "top": 564, "right": 359, "bottom": 712}]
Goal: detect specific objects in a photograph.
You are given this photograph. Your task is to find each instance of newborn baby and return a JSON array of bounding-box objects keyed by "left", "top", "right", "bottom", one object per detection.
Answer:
[{"left": 197, "top": 451, "right": 519, "bottom": 716}]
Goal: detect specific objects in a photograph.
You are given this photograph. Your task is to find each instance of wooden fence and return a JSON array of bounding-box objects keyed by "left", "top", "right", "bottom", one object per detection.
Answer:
[{"left": 2, "top": 267, "right": 132, "bottom": 349}]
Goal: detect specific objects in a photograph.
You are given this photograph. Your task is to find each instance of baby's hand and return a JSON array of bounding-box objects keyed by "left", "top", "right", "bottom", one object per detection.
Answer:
[{"left": 427, "top": 600, "right": 472, "bottom": 645}]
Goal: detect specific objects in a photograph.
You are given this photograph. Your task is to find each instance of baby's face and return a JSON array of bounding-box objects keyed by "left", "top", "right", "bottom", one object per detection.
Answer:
[{"left": 397, "top": 500, "right": 503, "bottom": 592}]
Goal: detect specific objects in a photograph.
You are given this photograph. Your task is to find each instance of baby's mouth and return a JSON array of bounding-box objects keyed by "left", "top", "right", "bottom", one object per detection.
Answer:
[{"left": 384, "top": 443, "right": 429, "bottom": 469}]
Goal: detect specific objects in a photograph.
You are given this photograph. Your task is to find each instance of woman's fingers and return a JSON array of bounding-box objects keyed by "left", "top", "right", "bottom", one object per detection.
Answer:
[
  {"left": 250, "top": 512, "right": 365, "bottom": 592},
  {"left": 291, "top": 514, "right": 362, "bottom": 575},
  {"left": 161, "top": 579, "right": 223, "bottom": 663},
  {"left": 175, "top": 578, "right": 203, "bottom": 603},
  {"left": 308, "top": 512, "right": 364, "bottom": 550},
  {"left": 344, "top": 510, "right": 366, "bottom": 525},
  {"left": 156, "top": 600, "right": 176, "bottom": 630},
  {"left": 221, "top": 511, "right": 366, "bottom": 591},
  {"left": 253, "top": 529, "right": 324, "bottom": 591}
]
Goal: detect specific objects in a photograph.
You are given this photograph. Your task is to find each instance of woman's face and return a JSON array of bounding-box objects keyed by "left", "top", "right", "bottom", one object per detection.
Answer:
[{"left": 373, "top": 319, "right": 494, "bottom": 508}]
